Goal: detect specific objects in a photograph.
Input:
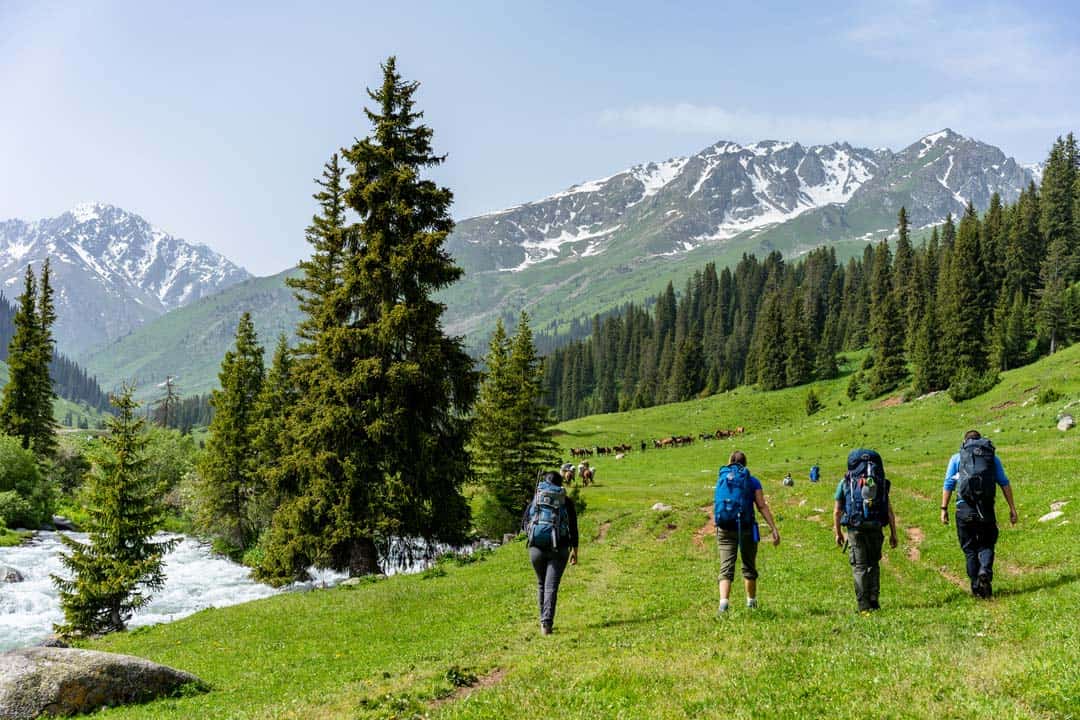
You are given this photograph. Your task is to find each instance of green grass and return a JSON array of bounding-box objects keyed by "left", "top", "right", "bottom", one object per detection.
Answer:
[
  {"left": 87, "top": 345, "right": 1079, "bottom": 719},
  {"left": 0, "top": 526, "right": 33, "bottom": 547}
]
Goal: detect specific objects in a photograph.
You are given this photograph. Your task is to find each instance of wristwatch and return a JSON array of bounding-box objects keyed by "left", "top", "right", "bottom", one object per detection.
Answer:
[{"left": 940, "top": 506, "right": 948, "bottom": 511}]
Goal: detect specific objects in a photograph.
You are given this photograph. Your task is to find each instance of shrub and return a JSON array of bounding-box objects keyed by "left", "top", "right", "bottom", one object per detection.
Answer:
[
  {"left": 473, "top": 488, "right": 517, "bottom": 540},
  {"left": 948, "top": 367, "right": 1000, "bottom": 402},
  {"left": 806, "top": 387, "right": 824, "bottom": 416},
  {"left": 0, "top": 434, "right": 53, "bottom": 528},
  {"left": 1036, "top": 387, "right": 1063, "bottom": 405}
]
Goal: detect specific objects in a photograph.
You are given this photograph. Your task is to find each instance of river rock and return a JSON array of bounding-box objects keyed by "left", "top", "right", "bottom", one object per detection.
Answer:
[
  {"left": 0, "top": 565, "right": 23, "bottom": 583},
  {"left": 1039, "top": 511, "right": 1064, "bottom": 523},
  {"left": 651, "top": 503, "right": 672, "bottom": 512},
  {"left": 51, "top": 516, "right": 78, "bottom": 531},
  {"left": 1057, "top": 415, "right": 1075, "bottom": 432},
  {"left": 0, "top": 647, "right": 205, "bottom": 719}
]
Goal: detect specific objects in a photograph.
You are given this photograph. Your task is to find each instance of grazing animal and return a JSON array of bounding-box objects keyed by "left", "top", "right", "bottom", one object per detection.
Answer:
[{"left": 580, "top": 463, "right": 595, "bottom": 486}]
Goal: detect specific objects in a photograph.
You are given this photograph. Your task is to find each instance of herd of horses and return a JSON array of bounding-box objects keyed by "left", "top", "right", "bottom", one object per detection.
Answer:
[
  {"left": 561, "top": 426, "right": 747, "bottom": 486},
  {"left": 568, "top": 427, "right": 746, "bottom": 457}
]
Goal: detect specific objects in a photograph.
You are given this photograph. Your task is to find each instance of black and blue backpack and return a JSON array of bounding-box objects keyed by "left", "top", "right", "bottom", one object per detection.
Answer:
[
  {"left": 714, "top": 464, "right": 755, "bottom": 535},
  {"left": 526, "top": 477, "right": 570, "bottom": 550},
  {"left": 957, "top": 438, "right": 996, "bottom": 519},
  {"left": 841, "top": 448, "right": 890, "bottom": 528}
]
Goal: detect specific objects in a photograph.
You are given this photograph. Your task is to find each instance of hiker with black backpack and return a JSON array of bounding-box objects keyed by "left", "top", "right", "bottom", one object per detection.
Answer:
[
  {"left": 523, "top": 470, "right": 579, "bottom": 635},
  {"left": 714, "top": 451, "right": 780, "bottom": 613},
  {"left": 833, "top": 448, "right": 898, "bottom": 612},
  {"left": 941, "top": 430, "right": 1018, "bottom": 599}
]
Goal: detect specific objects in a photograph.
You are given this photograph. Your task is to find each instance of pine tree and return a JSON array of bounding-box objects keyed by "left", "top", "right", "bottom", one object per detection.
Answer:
[
  {"left": 911, "top": 295, "right": 948, "bottom": 396},
  {"left": 942, "top": 203, "right": 990, "bottom": 374},
  {"left": 1040, "top": 135, "right": 1078, "bottom": 283},
  {"left": 0, "top": 266, "right": 55, "bottom": 458},
  {"left": 892, "top": 207, "right": 916, "bottom": 348},
  {"left": 259, "top": 58, "right": 478, "bottom": 581},
  {"left": 195, "top": 312, "right": 265, "bottom": 556},
  {"left": 785, "top": 297, "right": 813, "bottom": 387},
  {"left": 867, "top": 239, "right": 906, "bottom": 396},
  {"left": 53, "top": 387, "right": 176, "bottom": 637},
  {"left": 250, "top": 334, "right": 297, "bottom": 536},
  {"left": 751, "top": 290, "right": 787, "bottom": 390},
  {"left": 805, "top": 386, "right": 823, "bottom": 416}
]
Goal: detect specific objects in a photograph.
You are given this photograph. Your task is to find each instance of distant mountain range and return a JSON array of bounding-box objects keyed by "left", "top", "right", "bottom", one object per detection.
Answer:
[
  {"left": 440, "top": 128, "right": 1035, "bottom": 338},
  {"left": 46, "top": 129, "right": 1044, "bottom": 398},
  {"left": 0, "top": 203, "right": 250, "bottom": 355}
]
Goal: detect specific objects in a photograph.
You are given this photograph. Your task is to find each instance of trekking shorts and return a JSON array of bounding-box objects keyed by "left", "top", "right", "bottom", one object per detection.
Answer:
[{"left": 716, "top": 525, "right": 759, "bottom": 581}]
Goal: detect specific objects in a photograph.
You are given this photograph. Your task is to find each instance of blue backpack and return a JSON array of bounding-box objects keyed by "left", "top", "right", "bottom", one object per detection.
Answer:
[
  {"left": 526, "top": 479, "right": 570, "bottom": 550},
  {"left": 841, "top": 448, "right": 890, "bottom": 528},
  {"left": 957, "top": 438, "right": 997, "bottom": 519},
  {"left": 714, "top": 464, "right": 754, "bottom": 532}
]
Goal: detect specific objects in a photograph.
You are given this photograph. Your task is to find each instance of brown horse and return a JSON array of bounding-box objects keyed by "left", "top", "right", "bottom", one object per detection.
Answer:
[{"left": 579, "top": 462, "right": 595, "bottom": 486}]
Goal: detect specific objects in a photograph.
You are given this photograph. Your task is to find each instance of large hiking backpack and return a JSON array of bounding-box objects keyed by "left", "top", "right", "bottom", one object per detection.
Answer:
[
  {"left": 957, "top": 438, "right": 997, "bottom": 519},
  {"left": 841, "top": 448, "right": 890, "bottom": 528},
  {"left": 526, "top": 479, "right": 570, "bottom": 550},
  {"left": 714, "top": 464, "right": 755, "bottom": 531}
]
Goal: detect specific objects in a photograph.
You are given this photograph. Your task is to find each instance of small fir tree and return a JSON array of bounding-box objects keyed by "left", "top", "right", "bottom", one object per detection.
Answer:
[
  {"left": 805, "top": 387, "right": 824, "bottom": 416},
  {"left": 53, "top": 387, "right": 176, "bottom": 637}
]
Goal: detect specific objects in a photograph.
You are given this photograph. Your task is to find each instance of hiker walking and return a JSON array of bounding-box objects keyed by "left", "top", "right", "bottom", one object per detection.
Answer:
[
  {"left": 809, "top": 464, "right": 820, "bottom": 483},
  {"left": 833, "top": 448, "right": 897, "bottom": 612},
  {"left": 714, "top": 451, "right": 780, "bottom": 612},
  {"left": 523, "top": 470, "right": 579, "bottom": 635},
  {"left": 941, "top": 430, "right": 1018, "bottom": 598}
]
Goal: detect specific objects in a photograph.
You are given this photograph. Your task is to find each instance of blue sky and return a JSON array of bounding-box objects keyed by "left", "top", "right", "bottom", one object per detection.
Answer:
[{"left": 2, "top": 0, "right": 1078, "bottom": 275}]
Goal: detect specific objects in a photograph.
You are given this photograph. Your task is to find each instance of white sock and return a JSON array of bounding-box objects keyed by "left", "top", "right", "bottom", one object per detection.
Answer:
[
  {"left": 746, "top": 597, "right": 757, "bottom": 608},
  {"left": 719, "top": 599, "right": 730, "bottom": 611}
]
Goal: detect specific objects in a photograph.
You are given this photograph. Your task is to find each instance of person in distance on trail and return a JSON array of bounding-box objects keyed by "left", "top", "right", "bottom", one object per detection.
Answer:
[
  {"left": 940, "top": 430, "right": 1018, "bottom": 599},
  {"left": 522, "top": 471, "right": 579, "bottom": 635},
  {"left": 809, "top": 464, "right": 820, "bottom": 483},
  {"left": 714, "top": 450, "right": 780, "bottom": 613},
  {"left": 833, "top": 448, "right": 897, "bottom": 612}
]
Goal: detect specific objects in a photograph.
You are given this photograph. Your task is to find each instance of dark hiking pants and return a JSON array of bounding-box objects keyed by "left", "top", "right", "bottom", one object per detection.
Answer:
[
  {"left": 529, "top": 545, "right": 570, "bottom": 629},
  {"left": 956, "top": 505, "right": 999, "bottom": 595},
  {"left": 848, "top": 526, "right": 884, "bottom": 611}
]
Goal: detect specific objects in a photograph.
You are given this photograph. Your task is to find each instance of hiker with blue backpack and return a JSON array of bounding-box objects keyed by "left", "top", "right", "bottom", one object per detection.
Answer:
[
  {"left": 523, "top": 470, "right": 579, "bottom": 635},
  {"left": 714, "top": 451, "right": 780, "bottom": 613},
  {"left": 833, "top": 448, "right": 898, "bottom": 612},
  {"left": 941, "top": 430, "right": 1018, "bottom": 599}
]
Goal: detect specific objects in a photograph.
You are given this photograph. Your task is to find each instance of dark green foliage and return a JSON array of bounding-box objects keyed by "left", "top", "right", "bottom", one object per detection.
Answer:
[
  {"left": 846, "top": 371, "right": 862, "bottom": 401},
  {"left": 50, "top": 443, "right": 91, "bottom": 496},
  {"left": 195, "top": 312, "right": 265, "bottom": 556},
  {"left": 947, "top": 366, "right": 1000, "bottom": 402},
  {"left": 1036, "top": 387, "right": 1063, "bottom": 405},
  {"left": 249, "top": 334, "right": 296, "bottom": 535},
  {"left": 259, "top": 58, "right": 477, "bottom": 582},
  {"left": 805, "top": 387, "right": 823, "bottom": 416},
  {"left": 866, "top": 237, "right": 907, "bottom": 396},
  {"left": 0, "top": 434, "right": 51, "bottom": 527},
  {"left": 53, "top": 388, "right": 176, "bottom": 637},
  {"left": 472, "top": 314, "right": 560, "bottom": 521},
  {"left": 0, "top": 263, "right": 58, "bottom": 460}
]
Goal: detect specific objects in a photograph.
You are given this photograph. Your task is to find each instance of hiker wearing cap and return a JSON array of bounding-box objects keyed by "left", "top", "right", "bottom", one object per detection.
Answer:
[
  {"left": 941, "top": 430, "right": 1018, "bottom": 599},
  {"left": 833, "top": 448, "right": 897, "bottom": 612},
  {"left": 522, "top": 470, "right": 579, "bottom": 635},
  {"left": 713, "top": 450, "right": 780, "bottom": 613}
]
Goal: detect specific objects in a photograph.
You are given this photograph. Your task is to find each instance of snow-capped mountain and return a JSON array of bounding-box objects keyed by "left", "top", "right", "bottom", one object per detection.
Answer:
[
  {"left": 447, "top": 129, "right": 1033, "bottom": 274},
  {"left": 0, "top": 203, "right": 250, "bottom": 354}
]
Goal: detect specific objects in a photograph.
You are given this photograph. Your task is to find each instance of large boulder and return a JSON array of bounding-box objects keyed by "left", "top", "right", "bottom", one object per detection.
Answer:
[
  {"left": 0, "top": 565, "right": 23, "bottom": 583},
  {"left": 1057, "top": 414, "right": 1075, "bottom": 432},
  {"left": 0, "top": 647, "right": 204, "bottom": 719}
]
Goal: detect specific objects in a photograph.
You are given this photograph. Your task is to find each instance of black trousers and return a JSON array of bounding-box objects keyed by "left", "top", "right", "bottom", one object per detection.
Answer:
[{"left": 956, "top": 505, "right": 999, "bottom": 593}]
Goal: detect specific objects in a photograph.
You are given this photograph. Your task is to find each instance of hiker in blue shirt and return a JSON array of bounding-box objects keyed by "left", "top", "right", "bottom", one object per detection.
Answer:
[
  {"left": 714, "top": 450, "right": 780, "bottom": 613},
  {"left": 941, "top": 430, "right": 1018, "bottom": 598},
  {"left": 809, "top": 464, "right": 820, "bottom": 483}
]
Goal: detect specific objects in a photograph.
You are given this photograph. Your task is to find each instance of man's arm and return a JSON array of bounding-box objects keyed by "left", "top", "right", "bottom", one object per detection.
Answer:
[
  {"left": 1001, "top": 484, "right": 1018, "bottom": 525},
  {"left": 833, "top": 500, "right": 845, "bottom": 546},
  {"left": 941, "top": 488, "right": 953, "bottom": 525},
  {"left": 887, "top": 504, "right": 898, "bottom": 548}
]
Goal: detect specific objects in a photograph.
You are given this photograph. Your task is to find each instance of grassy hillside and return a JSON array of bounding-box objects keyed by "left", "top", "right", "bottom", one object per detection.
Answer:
[
  {"left": 80, "top": 268, "right": 301, "bottom": 400},
  {"left": 0, "top": 360, "right": 110, "bottom": 428},
  {"left": 86, "top": 344, "right": 1079, "bottom": 719}
]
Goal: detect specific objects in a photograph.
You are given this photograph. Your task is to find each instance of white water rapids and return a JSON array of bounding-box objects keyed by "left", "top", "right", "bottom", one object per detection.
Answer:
[{"left": 0, "top": 532, "right": 347, "bottom": 651}]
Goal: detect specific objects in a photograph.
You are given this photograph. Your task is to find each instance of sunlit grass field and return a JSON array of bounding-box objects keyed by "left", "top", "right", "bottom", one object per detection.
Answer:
[{"left": 90, "top": 344, "right": 1079, "bottom": 719}]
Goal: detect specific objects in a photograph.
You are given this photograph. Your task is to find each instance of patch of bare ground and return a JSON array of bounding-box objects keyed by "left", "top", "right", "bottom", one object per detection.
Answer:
[
  {"left": 905, "top": 526, "right": 925, "bottom": 561},
  {"left": 991, "top": 400, "right": 1017, "bottom": 410},
  {"left": 693, "top": 517, "right": 716, "bottom": 549},
  {"left": 595, "top": 521, "right": 612, "bottom": 542},
  {"left": 937, "top": 565, "right": 968, "bottom": 590},
  {"left": 657, "top": 523, "right": 678, "bottom": 540},
  {"left": 1001, "top": 560, "right": 1059, "bottom": 576},
  {"left": 806, "top": 515, "right": 822, "bottom": 523},
  {"left": 430, "top": 668, "right": 507, "bottom": 709},
  {"left": 876, "top": 395, "right": 905, "bottom": 409},
  {"left": 905, "top": 488, "right": 933, "bottom": 501}
]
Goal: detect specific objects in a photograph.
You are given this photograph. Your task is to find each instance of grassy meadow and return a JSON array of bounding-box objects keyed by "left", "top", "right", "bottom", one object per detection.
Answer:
[{"left": 88, "top": 344, "right": 1079, "bottom": 719}]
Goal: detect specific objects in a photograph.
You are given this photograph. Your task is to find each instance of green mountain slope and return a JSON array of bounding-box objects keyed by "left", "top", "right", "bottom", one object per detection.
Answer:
[
  {"left": 80, "top": 268, "right": 301, "bottom": 399},
  {"left": 89, "top": 344, "right": 1079, "bottom": 719}
]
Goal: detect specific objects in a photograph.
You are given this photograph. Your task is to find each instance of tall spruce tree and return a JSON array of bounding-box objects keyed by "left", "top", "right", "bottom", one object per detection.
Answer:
[
  {"left": 866, "top": 239, "right": 906, "bottom": 396},
  {"left": 195, "top": 312, "right": 265, "bottom": 555},
  {"left": 259, "top": 57, "right": 478, "bottom": 581},
  {"left": 53, "top": 387, "right": 176, "bottom": 637},
  {"left": 250, "top": 334, "right": 297, "bottom": 535},
  {"left": 943, "top": 203, "right": 990, "bottom": 374},
  {"left": 0, "top": 265, "right": 56, "bottom": 459}
]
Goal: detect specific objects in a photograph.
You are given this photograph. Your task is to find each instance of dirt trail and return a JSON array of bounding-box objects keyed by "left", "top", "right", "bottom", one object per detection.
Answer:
[
  {"left": 905, "top": 526, "right": 925, "bottom": 561},
  {"left": 693, "top": 506, "right": 716, "bottom": 549},
  {"left": 430, "top": 668, "right": 506, "bottom": 709},
  {"left": 595, "top": 521, "right": 612, "bottom": 542},
  {"left": 657, "top": 523, "right": 678, "bottom": 541}
]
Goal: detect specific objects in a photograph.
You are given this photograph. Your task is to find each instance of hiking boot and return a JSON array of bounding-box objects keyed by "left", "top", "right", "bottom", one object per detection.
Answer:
[
  {"left": 540, "top": 624, "right": 552, "bottom": 636},
  {"left": 975, "top": 572, "right": 992, "bottom": 599},
  {"left": 746, "top": 598, "right": 757, "bottom": 609},
  {"left": 718, "top": 599, "right": 730, "bottom": 614},
  {"left": 869, "top": 600, "right": 880, "bottom": 610}
]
